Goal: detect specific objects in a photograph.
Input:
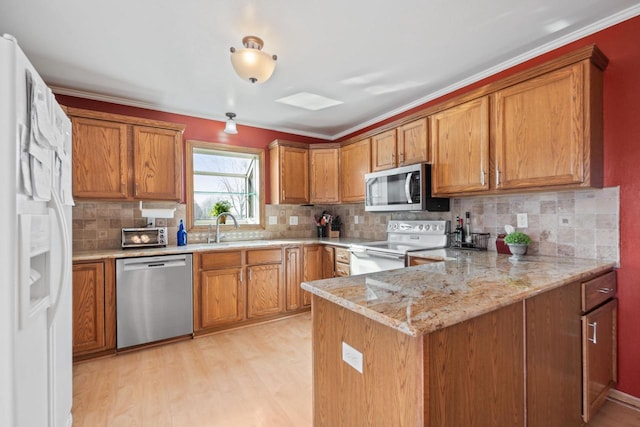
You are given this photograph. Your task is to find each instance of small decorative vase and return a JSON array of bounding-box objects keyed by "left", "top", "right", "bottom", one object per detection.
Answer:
[
  {"left": 507, "top": 244, "right": 528, "bottom": 261},
  {"left": 219, "top": 215, "right": 227, "bottom": 224}
]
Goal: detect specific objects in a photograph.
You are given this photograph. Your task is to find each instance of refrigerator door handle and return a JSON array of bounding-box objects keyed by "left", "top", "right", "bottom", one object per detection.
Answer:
[{"left": 47, "top": 190, "right": 71, "bottom": 326}]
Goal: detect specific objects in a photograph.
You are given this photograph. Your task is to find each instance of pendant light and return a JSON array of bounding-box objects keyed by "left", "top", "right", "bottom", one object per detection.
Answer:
[
  {"left": 230, "top": 36, "right": 278, "bottom": 84},
  {"left": 224, "top": 112, "right": 238, "bottom": 134}
]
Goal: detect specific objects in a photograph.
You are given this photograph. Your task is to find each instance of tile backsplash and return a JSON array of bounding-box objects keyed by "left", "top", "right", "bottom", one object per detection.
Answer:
[{"left": 73, "top": 187, "right": 619, "bottom": 265}]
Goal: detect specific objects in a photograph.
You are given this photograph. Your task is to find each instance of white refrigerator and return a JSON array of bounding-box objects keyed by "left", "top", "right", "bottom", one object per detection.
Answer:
[{"left": 0, "top": 34, "right": 74, "bottom": 427}]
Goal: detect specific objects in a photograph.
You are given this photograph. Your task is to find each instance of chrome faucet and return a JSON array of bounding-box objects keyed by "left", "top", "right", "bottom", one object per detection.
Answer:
[{"left": 213, "top": 212, "right": 239, "bottom": 243}]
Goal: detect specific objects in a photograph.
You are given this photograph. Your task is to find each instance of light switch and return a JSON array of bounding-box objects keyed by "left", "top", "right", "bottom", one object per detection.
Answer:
[
  {"left": 342, "top": 341, "right": 363, "bottom": 374},
  {"left": 268, "top": 216, "right": 278, "bottom": 225},
  {"left": 289, "top": 216, "right": 298, "bottom": 225}
]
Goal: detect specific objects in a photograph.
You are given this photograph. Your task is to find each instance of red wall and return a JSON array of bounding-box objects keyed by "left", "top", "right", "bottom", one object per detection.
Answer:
[
  {"left": 55, "top": 95, "right": 328, "bottom": 204},
  {"left": 58, "top": 15, "right": 640, "bottom": 398},
  {"left": 341, "top": 15, "right": 640, "bottom": 398}
]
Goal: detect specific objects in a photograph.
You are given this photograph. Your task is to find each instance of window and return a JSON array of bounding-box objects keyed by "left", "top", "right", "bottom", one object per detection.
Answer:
[{"left": 186, "top": 140, "right": 265, "bottom": 229}]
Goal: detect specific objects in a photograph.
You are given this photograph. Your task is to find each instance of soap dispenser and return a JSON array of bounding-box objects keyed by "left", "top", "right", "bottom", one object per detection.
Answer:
[{"left": 177, "top": 219, "right": 187, "bottom": 246}]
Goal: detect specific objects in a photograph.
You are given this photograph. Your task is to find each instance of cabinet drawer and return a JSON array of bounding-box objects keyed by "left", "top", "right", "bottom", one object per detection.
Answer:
[
  {"left": 335, "top": 248, "right": 350, "bottom": 264},
  {"left": 335, "top": 262, "right": 350, "bottom": 277},
  {"left": 247, "top": 248, "right": 282, "bottom": 265},
  {"left": 582, "top": 270, "right": 616, "bottom": 313},
  {"left": 201, "top": 251, "right": 242, "bottom": 270}
]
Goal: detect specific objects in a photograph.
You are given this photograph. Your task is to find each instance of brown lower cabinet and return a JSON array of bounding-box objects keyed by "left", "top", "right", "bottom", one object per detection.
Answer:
[
  {"left": 312, "top": 268, "right": 616, "bottom": 426},
  {"left": 320, "top": 245, "right": 351, "bottom": 279},
  {"left": 285, "top": 246, "right": 303, "bottom": 311},
  {"left": 581, "top": 271, "right": 618, "bottom": 422},
  {"left": 195, "top": 246, "right": 309, "bottom": 334},
  {"left": 302, "top": 245, "right": 324, "bottom": 307},
  {"left": 72, "top": 260, "right": 116, "bottom": 360}
]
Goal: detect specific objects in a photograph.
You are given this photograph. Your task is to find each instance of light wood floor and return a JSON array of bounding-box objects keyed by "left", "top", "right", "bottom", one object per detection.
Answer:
[
  {"left": 73, "top": 312, "right": 640, "bottom": 426},
  {"left": 73, "top": 313, "right": 312, "bottom": 426}
]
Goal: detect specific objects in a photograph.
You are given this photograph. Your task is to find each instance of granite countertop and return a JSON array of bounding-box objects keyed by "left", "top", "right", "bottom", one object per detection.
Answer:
[
  {"left": 301, "top": 249, "right": 615, "bottom": 337},
  {"left": 72, "top": 237, "right": 370, "bottom": 261}
]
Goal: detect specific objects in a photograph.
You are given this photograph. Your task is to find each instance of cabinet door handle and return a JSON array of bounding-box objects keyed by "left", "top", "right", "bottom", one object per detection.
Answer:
[
  {"left": 135, "top": 182, "right": 139, "bottom": 195},
  {"left": 597, "top": 287, "right": 613, "bottom": 293},
  {"left": 249, "top": 269, "right": 252, "bottom": 281},
  {"left": 121, "top": 183, "right": 126, "bottom": 195},
  {"left": 480, "top": 169, "right": 486, "bottom": 186},
  {"left": 239, "top": 270, "right": 243, "bottom": 283},
  {"left": 588, "top": 321, "right": 598, "bottom": 344},
  {"left": 496, "top": 169, "right": 501, "bottom": 186}
]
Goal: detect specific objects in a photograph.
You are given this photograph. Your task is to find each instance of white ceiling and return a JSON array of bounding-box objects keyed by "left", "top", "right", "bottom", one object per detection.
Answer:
[{"left": 1, "top": 1, "right": 639, "bottom": 140}]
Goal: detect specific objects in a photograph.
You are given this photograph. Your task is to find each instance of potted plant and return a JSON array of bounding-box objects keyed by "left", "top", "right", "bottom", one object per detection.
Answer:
[
  {"left": 209, "top": 200, "right": 232, "bottom": 224},
  {"left": 504, "top": 231, "right": 532, "bottom": 261}
]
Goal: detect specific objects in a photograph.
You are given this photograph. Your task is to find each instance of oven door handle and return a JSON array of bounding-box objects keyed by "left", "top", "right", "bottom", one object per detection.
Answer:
[{"left": 361, "top": 250, "right": 406, "bottom": 260}]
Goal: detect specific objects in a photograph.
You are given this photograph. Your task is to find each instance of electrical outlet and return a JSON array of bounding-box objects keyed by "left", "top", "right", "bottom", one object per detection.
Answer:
[
  {"left": 342, "top": 341, "right": 363, "bottom": 374},
  {"left": 354, "top": 215, "right": 359, "bottom": 225},
  {"left": 289, "top": 215, "right": 298, "bottom": 225},
  {"left": 268, "top": 216, "right": 278, "bottom": 225},
  {"left": 517, "top": 213, "right": 528, "bottom": 228}
]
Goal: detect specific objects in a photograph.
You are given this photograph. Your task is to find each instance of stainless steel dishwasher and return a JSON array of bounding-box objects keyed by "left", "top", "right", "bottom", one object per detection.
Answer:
[{"left": 116, "top": 254, "right": 193, "bottom": 349}]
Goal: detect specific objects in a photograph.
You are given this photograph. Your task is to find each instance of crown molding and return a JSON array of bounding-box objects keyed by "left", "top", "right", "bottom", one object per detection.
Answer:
[
  {"left": 50, "top": 86, "right": 333, "bottom": 141},
  {"left": 332, "top": 5, "right": 640, "bottom": 140},
  {"left": 52, "top": 5, "right": 640, "bottom": 142}
]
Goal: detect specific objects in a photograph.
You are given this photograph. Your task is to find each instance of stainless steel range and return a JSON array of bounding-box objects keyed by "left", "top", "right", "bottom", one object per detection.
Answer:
[{"left": 349, "top": 220, "right": 450, "bottom": 275}]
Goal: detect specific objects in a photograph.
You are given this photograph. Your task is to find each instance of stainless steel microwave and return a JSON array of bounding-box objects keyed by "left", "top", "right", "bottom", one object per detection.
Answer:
[{"left": 364, "top": 163, "right": 449, "bottom": 212}]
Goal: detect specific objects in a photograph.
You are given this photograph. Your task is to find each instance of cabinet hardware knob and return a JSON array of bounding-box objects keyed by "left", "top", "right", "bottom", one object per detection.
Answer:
[{"left": 588, "top": 321, "right": 598, "bottom": 344}]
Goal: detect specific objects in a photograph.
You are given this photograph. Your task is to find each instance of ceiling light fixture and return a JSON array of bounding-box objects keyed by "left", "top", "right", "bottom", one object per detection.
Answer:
[
  {"left": 224, "top": 112, "right": 238, "bottom": 134},
  {"left": 230, "top": 36, "right": 278, "bottom": 84}
]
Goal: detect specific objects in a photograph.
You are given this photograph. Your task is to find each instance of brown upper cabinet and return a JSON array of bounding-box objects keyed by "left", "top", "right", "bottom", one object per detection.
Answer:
[
  {"left": 396, "top": 118, "right": 429, "bottom": 166},
  {"left": 65, "top": 107, "right": 185, "bottom": 201},
  {"left": 309, "top": 144, "right": 340, "bottom": 204},
  {"left": 132, "top": 126, "right": 183, "bottom": 200},
  {"left": 340, "top": 138, "right": 371, "bottom": 203},
  {"left": 273, "top": 46, "right": 607, "bottom": 202},
  {"left": 430, "top": 97, "right": 490, "bottom": 195},
  {"left": 71, "top": 117, "right": 129, "bottom": 199},
  {"left": 370, "top": 118, "right": 428, "bottom": 172},
  {"left": 269, "top": 140, "right": 310, "bottom": 204},
  {"left": 428, "top": 45, "right": 607, "bottom": 197},
  {"left": 371, "top": 129, "right": 397, "bottom": 171},
  {"left": 492, "top": 61, "right": 599, "bottom": 190}
]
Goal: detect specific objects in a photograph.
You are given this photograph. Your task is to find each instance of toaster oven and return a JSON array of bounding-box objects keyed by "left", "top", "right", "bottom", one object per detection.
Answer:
[{"left": 121, "top": 227, "right": 168, "bottom": 249}]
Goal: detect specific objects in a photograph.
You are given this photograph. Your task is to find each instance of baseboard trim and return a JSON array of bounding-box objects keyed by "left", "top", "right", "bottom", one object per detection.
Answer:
[{"left": 609, "top": 389, "right": 640, "bottom": 411}]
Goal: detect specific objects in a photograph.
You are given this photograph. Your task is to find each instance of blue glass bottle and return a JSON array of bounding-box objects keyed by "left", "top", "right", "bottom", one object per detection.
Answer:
[{"left": 177, "top": 219, "right": 187, "bottom": 246}]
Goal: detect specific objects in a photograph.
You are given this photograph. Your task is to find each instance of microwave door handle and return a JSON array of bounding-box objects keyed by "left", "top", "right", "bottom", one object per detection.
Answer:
[{"left": 405, "top": 172, "right": 413, "bottom": 203}]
